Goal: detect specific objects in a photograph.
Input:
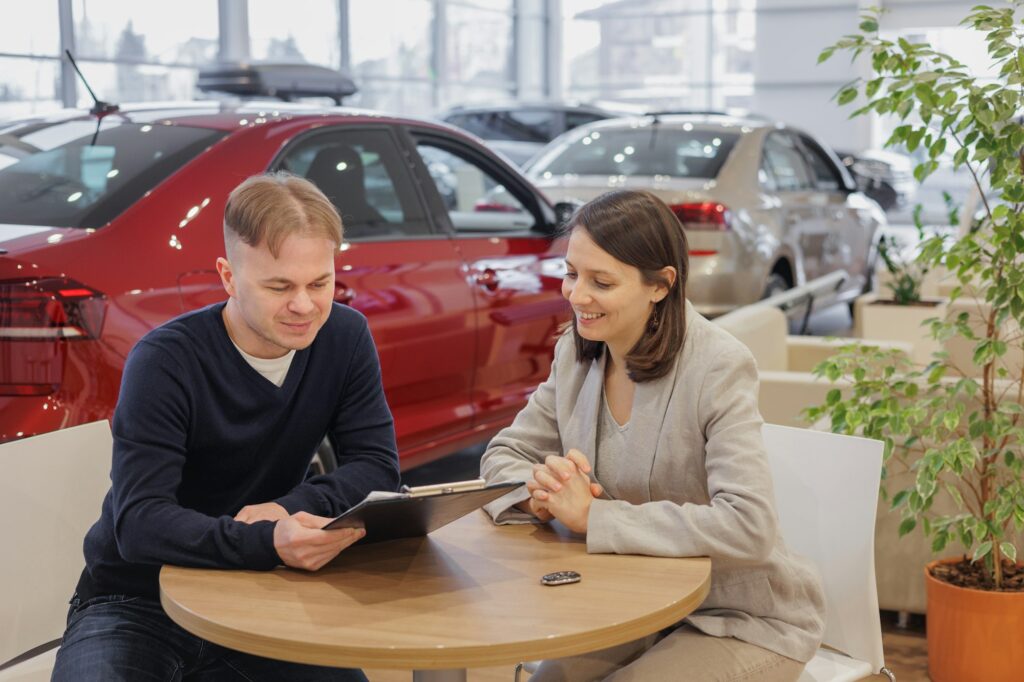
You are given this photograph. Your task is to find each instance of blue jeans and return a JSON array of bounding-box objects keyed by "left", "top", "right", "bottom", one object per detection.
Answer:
[{"left": 52, "top": 594, "right": 369, "bottom": 681}]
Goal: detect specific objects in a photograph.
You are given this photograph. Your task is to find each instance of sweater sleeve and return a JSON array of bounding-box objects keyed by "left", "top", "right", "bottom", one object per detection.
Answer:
[
  {"left": 479, "top": 335, "right": 566, "bottom": 524},
  {"left": 274, "top": 320, "right": 401, "bottom": 517},
  {"left": 110, "top": 340, "right": 281, "bottom": 570},
  {"left": 586, "top": 343, "right": 779, "bottom": 563}
]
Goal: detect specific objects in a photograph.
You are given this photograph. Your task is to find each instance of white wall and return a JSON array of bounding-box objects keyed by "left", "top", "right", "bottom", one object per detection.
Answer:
[
  {"left": 751, "top": 0, "right": 978, "bottom": 150},
  {"left": 752, "top": 0, "right": 869, "bottom": 149}
]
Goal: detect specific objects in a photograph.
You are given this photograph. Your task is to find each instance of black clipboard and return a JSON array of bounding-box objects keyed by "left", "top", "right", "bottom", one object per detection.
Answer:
[{"left": 321, "top": 480, "right": 524, "bottom": 543}]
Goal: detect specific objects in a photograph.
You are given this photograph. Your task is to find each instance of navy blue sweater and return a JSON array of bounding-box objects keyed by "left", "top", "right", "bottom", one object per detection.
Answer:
[{"left": 76, "top": 302, "right": 400, "bottom": 601}]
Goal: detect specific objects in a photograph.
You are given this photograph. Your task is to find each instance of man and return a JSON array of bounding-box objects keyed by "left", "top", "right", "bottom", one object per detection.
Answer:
[{"left": 52, "top": 173, "right": 400, "bottom": 681}]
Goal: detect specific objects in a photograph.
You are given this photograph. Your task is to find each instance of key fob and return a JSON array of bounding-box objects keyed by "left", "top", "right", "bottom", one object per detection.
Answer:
[{"left": 541, "top": 570, "right": 581, "bottom": 586}]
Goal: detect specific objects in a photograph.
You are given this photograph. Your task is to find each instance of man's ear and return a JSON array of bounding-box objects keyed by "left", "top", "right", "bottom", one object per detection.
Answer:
[{"left": 216, "top": 257, "right": 236, "bottom": 298}]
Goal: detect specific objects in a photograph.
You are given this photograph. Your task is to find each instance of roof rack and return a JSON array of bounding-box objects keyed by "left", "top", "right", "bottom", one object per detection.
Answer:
[
  {"left": 197, "top": 62, "right": 357, "bottom": 104},
  {"left": 646, "top": 109, "right": 771, "bottom": 122}
]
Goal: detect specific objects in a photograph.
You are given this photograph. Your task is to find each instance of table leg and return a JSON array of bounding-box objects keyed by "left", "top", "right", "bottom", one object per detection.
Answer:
[{"left": 412, "top": 669, "right": 467, "bottom": 682}]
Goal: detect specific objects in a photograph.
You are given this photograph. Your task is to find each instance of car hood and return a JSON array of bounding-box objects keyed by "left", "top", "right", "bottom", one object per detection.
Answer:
[{"left": 530, "top": 175, "right": 715, "bottom": 204}]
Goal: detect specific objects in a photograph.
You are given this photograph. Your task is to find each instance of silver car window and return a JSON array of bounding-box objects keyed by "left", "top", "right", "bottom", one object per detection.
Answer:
[
  {"left": 762, "top": 133, "right": 814, "bottom": 192},
  {"left": 535, "top": 127, "right": 739, "bottom": 178},
  {"left": 796, "top": 135, "right": 844, "bottom": 192}
]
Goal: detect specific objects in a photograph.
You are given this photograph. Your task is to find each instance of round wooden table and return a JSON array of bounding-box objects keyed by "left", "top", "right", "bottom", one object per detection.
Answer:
[{"left": 160, "top": 511, "right": 711, "bottom": 682}]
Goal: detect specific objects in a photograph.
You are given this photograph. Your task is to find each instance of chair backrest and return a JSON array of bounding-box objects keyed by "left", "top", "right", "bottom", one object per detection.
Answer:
[
  {"left": 0, "top": 421, "right": 112, "bottom": 667},
  {"left": 714, "top": 304, "right": 788, "bottom": 371},
  {"left": 761, "top": 424, "right": 886, "bottom": 672}
]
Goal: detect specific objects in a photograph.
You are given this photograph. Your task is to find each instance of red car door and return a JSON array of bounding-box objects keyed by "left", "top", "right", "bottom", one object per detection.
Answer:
[
  {"left": 276, "top": 127, "right": 480, "bottom": 468},
  {"left": 408, "top": 130, "right": 570, "bottom": 436}
]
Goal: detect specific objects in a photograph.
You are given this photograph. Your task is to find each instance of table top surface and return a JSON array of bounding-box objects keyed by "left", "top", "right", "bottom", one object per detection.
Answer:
[{"left": 160, "top": 511, "right": 711, "bottom": 670}]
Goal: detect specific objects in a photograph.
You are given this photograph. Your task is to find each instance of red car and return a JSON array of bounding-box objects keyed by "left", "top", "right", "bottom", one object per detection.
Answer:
[{"left": 0, "top": 102, "right": 571, "bottom": 469}]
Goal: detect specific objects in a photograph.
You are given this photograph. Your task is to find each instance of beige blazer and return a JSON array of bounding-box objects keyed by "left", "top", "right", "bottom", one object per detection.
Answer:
[{"left": 481, "top": 302, "right": 826, "bottom": 663}]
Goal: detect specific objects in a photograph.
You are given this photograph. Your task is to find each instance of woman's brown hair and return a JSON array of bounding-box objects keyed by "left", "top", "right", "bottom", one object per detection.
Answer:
[{"left": 562, "top": 190, "right": 689, "bottom": 382}]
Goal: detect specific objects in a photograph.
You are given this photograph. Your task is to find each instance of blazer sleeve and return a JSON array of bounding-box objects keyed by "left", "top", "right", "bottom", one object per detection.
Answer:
[
  {"left": 479, "top": 336, "right": 567, "bottom": 524},
  {"left": 586, "top": 343, "right": 779, "bottom": 563}
]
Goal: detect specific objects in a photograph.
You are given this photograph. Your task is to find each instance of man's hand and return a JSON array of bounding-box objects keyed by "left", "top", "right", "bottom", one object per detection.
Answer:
[
  {"left": 235, "top": 501, "right": 289, "bottom": 524},
  {"left": 273, "top": 512, "right": 365, "bottom": 571},
  {"left": 528, "top": 449, "right": 603, "bottom": 533}
]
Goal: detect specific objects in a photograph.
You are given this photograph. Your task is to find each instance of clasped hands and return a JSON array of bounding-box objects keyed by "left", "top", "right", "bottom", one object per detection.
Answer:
[
  {"left": 522, "top": 449, "right": 604, "bottom": 533},
  {"left": 234, "top": 501, "right": 364, "bottom": 572}
]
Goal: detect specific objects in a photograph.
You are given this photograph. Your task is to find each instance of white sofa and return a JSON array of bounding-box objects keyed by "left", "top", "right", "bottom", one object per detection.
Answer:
[{"left": 714, "top": 305, "right": 911, "bottom": 428}]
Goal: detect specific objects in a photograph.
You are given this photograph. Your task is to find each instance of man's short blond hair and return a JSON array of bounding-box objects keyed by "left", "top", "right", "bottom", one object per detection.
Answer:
[{"left": 223, "top": 172, "right": 343, "bottom": 258}]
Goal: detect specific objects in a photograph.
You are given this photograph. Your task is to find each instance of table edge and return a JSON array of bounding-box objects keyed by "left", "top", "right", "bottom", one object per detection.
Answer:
[{"left": 160, "top": 559, "right": 712, "bottom": 670}]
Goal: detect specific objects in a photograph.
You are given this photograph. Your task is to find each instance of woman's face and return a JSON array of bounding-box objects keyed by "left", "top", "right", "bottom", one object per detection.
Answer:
[{"left": 562, "top": 227, "right": 671, "bottom": 356}]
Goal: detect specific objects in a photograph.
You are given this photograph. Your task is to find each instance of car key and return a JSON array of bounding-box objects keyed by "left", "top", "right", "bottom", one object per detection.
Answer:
[{"left": 541, "top": 570, "right": 581, "bottom": 586}]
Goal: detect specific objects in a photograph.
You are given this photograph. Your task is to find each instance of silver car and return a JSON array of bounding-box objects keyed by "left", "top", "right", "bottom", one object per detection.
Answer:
[{"left": 525, "top": 114, "right": 885, "bottom": 317}]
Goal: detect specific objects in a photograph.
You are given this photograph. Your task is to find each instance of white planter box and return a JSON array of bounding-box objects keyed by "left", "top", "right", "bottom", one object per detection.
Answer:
[{"left": 853, "top": 293, "right": 947, "bottom": 365}]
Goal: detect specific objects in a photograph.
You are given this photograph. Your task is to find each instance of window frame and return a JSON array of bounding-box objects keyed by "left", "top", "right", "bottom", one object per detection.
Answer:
[
  {"left": 404, "top": 127, "right": 556, "bottom": 239},
  {"left": 268, "top": 124, "right": 445, "bottom": 243}
]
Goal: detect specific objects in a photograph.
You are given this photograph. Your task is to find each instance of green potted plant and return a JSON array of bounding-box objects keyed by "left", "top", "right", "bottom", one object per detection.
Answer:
[
  {"left": 852, "top": 202, "right": 951, "bottom": 363},
  {"left": 814, "top": 4, "right": 1024, "bottom": 680}
]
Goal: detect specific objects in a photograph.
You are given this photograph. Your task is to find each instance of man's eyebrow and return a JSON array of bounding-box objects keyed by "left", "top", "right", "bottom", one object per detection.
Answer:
[{"left": 259, "top": 273, "right": 333, "bottom": 284}]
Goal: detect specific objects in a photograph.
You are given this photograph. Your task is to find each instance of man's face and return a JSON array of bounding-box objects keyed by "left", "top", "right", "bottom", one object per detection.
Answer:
[{"left": 217, "top": 233, "right": 337, "bottom": 358}]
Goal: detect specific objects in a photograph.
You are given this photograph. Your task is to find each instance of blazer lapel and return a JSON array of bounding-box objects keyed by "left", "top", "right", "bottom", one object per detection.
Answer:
[
  {"left": 562, "top": 351, "right": 605, "bottom": 472},
  {"left": 613, "top": 302, "right": 696, "bottom": 503}
]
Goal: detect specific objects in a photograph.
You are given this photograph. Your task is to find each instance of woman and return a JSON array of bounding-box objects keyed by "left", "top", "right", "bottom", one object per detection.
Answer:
[{"left": 480, "top": 190, "right": 825, "bottom": 681}]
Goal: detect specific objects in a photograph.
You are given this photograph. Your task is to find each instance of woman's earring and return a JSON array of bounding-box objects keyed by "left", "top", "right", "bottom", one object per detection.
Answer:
[{"left": 648, "top": 306, "right": 660, "bottom": 333}]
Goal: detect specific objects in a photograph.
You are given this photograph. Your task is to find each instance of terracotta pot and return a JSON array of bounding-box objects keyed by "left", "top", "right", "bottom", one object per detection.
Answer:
[{"left": 926, "top": 558, "right": 1024, "bottom": 682}]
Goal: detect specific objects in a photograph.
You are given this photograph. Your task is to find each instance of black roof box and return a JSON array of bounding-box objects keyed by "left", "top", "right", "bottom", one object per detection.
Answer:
[{"left": 198, "top": 62, "right": 357, "bottom": 104}]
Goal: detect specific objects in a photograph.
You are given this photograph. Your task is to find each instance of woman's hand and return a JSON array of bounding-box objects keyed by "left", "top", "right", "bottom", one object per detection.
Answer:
[
  {"left": 527, "top": 449, "right": 604, "bottom": 533},
  {"left": 515, "top": 493, "right": 554, "bottom": 522}
]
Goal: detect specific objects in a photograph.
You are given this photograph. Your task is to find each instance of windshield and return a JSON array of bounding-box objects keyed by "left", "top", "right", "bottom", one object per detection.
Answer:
[
  {"left": 0, "top": 118, "right": 226, "bottom": 228},
  {"left": 533, "top": 126, "right": 740, "bottom": 179}
]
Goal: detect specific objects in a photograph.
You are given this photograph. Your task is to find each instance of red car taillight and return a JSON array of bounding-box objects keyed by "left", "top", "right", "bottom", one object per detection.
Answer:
[
  {"left": 0, "top": 277, "right": 106, "bottom": 340},
  {"left": 670, "top": 202, "right": 732, "bottom": 231},
  {"left": 670, "top": 202, "right": 731, "bottom": 257},
  {"left": 0, "top": 278, "right": 107, "bottom": 396}
]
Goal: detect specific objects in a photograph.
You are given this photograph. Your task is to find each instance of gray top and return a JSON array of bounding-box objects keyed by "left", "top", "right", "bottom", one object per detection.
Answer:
[
  {"left": 480, "top": 301, "right": 826, "bottom": 663},
  {"left": 594, "top": 390, "right": 629, "bottom": 493}
]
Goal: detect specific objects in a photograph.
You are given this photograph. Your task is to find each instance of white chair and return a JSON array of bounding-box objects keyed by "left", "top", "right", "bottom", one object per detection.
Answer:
[
  {"left": 0, "top": 421, "right": 112, "bottom": 681},
  {"left": 761, "top": 424, "right": 895, "bottom": 682}
]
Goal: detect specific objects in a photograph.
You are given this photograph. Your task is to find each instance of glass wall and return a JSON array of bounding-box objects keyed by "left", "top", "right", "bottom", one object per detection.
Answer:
[
  {"left": 347, "top": 0, "right": 434, "bottom": 112},
  {"left": 562, "top": 0, "right": 755, "bottom": 111},
  {"left": 348, "top": 0, "right": 517, "bottom": 114},
  {"left": 442, "top": 1, "right": 515, "bottom": 107},
  {"left": 71, "top": 0, "right": 218, "bottom": 105},
  {"left": 0, "top": 2, "right": 62, "bottom": 119},
  {"left": 249, "top": 0, "right": 341, "bottom": 67},
  {"left": 0, "top": 0, "right": 519, "bottom": 120}
]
